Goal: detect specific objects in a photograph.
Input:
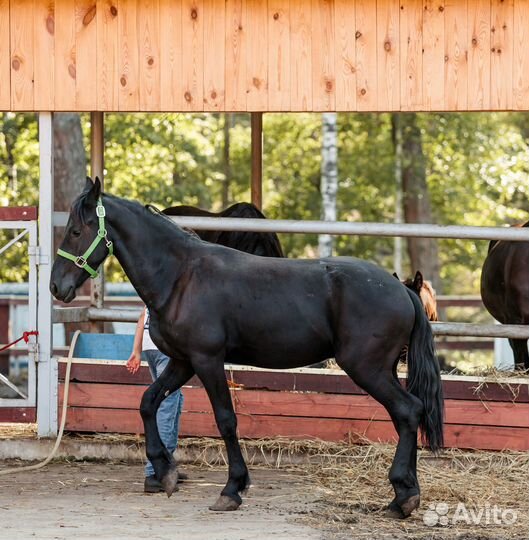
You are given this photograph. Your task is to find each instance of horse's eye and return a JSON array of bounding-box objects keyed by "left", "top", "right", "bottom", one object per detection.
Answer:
[{"left": 71, "top": 229, "right": 81, "bottom": 238}]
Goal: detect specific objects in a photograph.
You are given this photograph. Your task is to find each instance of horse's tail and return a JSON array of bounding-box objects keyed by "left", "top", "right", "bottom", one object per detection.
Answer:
[{"left": 405, "top": 288, "right": 444, "bottom": 453}]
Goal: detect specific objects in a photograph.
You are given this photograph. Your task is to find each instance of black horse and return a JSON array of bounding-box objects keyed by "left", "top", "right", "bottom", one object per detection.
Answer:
[
  {"left": 50, "top": 179, "right": 443, "bottom": 518},
  {"left": 481, "top": 222, "right": 529, "bottom": 369},
  {"left": 162, "top": 203, "right": 284, "bottom": 257}
]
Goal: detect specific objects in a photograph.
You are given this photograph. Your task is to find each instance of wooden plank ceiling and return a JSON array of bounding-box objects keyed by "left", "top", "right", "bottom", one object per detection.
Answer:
[{"left": 1, "top": 0, "right": 528, "bottom": 112}]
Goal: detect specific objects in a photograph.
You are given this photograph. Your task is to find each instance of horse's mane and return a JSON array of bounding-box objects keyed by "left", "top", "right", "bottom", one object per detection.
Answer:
[
  {"left": 161, "top": 202, "right": 285, "bottom": 258},
  {"left": 145, "top": 204, "right": 201, "bottom": 238}
]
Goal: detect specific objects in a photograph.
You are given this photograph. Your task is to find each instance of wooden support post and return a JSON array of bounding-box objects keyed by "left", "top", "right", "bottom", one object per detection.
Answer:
[
  {"left": 251, "top": 113, "right": 263, "bottom": 210},
  {"left": 90, "top": 112, "right": 105, "bottom": 331}
]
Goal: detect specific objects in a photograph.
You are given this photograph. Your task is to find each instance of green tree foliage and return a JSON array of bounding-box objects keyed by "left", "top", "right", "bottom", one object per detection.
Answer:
[{"left": 1, "top": 111, "right": 528, "bottom": 294}]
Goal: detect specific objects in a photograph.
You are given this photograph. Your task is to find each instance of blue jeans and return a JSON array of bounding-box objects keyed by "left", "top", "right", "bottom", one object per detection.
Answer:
[{"left": 142, "top": 349, "right": 184, "bottom": 478}]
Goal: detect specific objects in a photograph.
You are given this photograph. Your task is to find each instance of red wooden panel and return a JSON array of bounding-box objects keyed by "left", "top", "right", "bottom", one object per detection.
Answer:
[
  {"left": 0, "top": 206, "right": 38, "bottom": 221},
  {"left": 58, "top": 363, "right": 529, "bottom": 403},
  {"left": 63, "top": 407, "right": 529, "bottom": 451},
  {"left": 0, "top": 407, "right": 36, "bottom": 422},
  {"left": 60, "top": 383, "right": 529, "bottom": 428}
]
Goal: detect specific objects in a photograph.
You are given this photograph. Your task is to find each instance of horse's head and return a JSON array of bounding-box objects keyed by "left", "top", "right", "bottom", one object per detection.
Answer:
[
  {"left": 397, "top": 270, "right": 439, "bottom": 322},
  {"left": 50, "top": 177, "right": 112, "bottom": 303}
]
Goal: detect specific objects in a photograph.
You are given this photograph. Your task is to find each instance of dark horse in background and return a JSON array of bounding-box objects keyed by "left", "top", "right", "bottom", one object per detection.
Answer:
[
  {"left": 51, "top": 179, "right": 443, "bottom": 519},
  {"left": 162, "top": 202, "right": 284, "bottom": 258},
  {"left": 481, "top": 221, "right": 529, "bottom": 369}
]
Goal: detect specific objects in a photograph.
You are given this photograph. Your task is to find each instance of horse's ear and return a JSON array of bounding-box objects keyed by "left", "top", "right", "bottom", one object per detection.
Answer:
[
  {"left": 83, "top": 176, "right": 101, "bottom": 207},
  {"left": 413, "top": 271, "right": 424, "bottom": 291}
]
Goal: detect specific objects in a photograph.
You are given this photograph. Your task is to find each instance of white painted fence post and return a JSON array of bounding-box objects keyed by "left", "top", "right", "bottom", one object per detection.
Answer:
[{"left": 37, "top": 112, "right": 57, "bottom": 437}]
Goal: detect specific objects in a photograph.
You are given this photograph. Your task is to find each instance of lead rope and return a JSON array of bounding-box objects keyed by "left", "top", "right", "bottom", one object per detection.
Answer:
[{"left": 0, "top": 330, "right": 80, "bottom": 476}]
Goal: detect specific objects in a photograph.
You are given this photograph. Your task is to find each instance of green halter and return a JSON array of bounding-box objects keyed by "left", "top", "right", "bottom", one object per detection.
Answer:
[{"left": 57, "top": 197, "right": 113, "bottom": 279}]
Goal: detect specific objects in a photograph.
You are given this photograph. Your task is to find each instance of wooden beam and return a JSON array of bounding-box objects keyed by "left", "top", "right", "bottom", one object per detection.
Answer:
[
  {"left": 90, "top": 112, "right": 105, "bottom": 314},
  {"left": 250, "top": 112, "right": 263, "bottom": 209}
]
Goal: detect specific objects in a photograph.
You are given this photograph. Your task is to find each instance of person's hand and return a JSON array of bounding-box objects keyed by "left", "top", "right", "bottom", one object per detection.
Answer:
[{"left": 126, "top": 351, "right": 141, "bottom": 374}]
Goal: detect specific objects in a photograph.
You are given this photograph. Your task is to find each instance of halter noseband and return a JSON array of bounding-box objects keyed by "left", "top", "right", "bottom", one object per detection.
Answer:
[{"left": 57, "top": 197, "right": 113, "bottom": 279}]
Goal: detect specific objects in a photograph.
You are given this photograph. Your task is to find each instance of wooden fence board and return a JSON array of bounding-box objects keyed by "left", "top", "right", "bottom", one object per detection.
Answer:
[
  {"left": 268, "top": 0, "right": 290, "bottom": 111},
  {"left": 333, "top": 0, "right": 355, "bottom": 111},
  {"left": 58, "top": 362, "right": 529, "bottom": 403},
  {"left": 513, "top": 0, "right": 529, "bottom": 109},
  {"left": 355, "top": 0, "right": 377, "bottom": 111},
  {"left": 376, "top": 0, "right": 399, "bottom": 111},
  {"left": 467, "top": 0, "right": 490, "bottom": 110},
  {"left": 444, "top": 0, "right": 468, "bottom": 110},
  {"left": 33, "top": 0, "right": 55, "bottom": 110},
  {"left": 97, "top": 0, "right": 120, "bottom": 111},
  {"left": 159, "top": 0, "right": 183, "bottom": 111},
  {"left": 0, "top": 0, "right": 11, "bottom": 109},
  {"left": 311, "top": 0, "right": 335, "bottom": 111},
  {"left": 490, "top": 0, "right": 514, "bottom": 109},
  {"left": 225, "top": 0, "right": 246, "bottom": 111},
  {"left": 0, "top": 206, "right": 38, "bottom": 220},
  {"left": 60, "top": 383, "right": 529, "bottom": 429},
  {"left": 399, "top": 0, "right": 423, "bottom": 110},
  {"left": 118, "top": 0, "right": 140, "bottom": 110},
  {"left": 63, "top": 406, "right": 529, "bottom": 451},
  {"left": 138, "top": 0, "right": 161, "bottom": 111},
  {"left": 203, "top": 0, "right": 225, "bottom": 111},
  {"left": 53, "top": 0, "right": 76, "bottom": 111},
  {"left": 422, "top": 0, "right": 444, "bottom": 110},
  {"left": 75, "top": 0, "right": 98, "bottom": 110},
  {"left": 290, "top": 0, "right": 312, "bottom": 111},
  {"left": 246, "top": 0, "right": 268, "bottom": 111},
  {"left": 0, "top": 407, "right": 36, "bottom": 423},
  {"left": 181, "top": 0, "right": 204, "bottom": 111},
  {"left": 10, "top": 0, "right": 34, "bottom": 110}
]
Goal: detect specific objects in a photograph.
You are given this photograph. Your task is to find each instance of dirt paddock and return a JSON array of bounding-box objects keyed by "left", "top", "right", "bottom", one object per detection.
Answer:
[
  {"left": 0, "top": 436, "right": 528, "bottom": 540},
  {"left": 0, "top": 461, "right": 323, "bottom": 540}
]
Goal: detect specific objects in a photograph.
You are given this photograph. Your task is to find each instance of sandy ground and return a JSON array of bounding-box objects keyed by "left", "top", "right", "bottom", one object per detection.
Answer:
[{"left": 0, "top": 461, "right": 326, "bottom": 540}]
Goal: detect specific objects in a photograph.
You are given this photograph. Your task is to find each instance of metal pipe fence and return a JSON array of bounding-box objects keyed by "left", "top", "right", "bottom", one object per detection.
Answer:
[{"left": 53, "top": 212, "right": 529, "bottom": 242}]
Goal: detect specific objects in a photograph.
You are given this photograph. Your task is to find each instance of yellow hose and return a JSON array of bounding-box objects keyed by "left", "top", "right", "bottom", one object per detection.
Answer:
[{"left": 0, "top": 330, "right": 80, "bottom": 475}]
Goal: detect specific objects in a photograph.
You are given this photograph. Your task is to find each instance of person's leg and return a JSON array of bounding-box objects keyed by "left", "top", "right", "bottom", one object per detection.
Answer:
[
  {"left": 143, "top": 350, "right": 158, "bottom": 479},
  {"left": 152, "top": 352, "right": 182, "bottom": 457},
  {"left": 143, "top": 350, "right": 185, "bottom": 489}
]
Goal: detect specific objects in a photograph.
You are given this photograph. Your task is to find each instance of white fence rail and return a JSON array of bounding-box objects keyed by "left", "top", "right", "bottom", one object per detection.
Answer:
[{"left": 53, "top": 212, "right": 529, "bottom": 242}]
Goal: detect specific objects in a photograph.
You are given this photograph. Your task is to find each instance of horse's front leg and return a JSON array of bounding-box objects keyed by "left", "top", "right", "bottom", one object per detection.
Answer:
[
  {"left": 192, "top": 356, "right": 250, "bottom": 511},
  {"left": 140, "top": 358, "right": 194, "bottom": 497}
]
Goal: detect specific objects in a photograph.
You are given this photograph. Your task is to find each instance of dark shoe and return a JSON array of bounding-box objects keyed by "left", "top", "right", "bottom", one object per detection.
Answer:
[{"left": 144, "top": 472, "right": 189, "bottom": 493}]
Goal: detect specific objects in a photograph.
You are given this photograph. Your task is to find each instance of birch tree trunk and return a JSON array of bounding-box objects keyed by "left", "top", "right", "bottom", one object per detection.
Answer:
[{"left": 318, "top": 112, "right": 338, "bottom": 258}]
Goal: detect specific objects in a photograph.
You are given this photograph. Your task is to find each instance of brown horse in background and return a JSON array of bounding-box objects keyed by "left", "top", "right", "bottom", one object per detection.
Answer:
[{"left": 481, "top": 221, "right": 529, "bottom": 369}]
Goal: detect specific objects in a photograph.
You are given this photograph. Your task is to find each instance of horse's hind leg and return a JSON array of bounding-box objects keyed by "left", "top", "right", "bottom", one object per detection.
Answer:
[
  {"left": 337, "top": 351, "right": 423, "bottom": 519},
  {"left": 191, "top": 356, "right": 250, "bottom": 511},
  {"left": 508, "top": 338, "right": 529, "bottom": 370},
  {"left": 140, "top": 359, "right": 195, "bottom": 497}
]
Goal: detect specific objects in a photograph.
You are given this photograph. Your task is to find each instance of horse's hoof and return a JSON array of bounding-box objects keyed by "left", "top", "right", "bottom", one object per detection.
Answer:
[
  {"left": 209, "top": 495, "right": 241, "bottom": 512},
  {"left": 161, "top": 468, "right": 179, "bottom": 498},
  {"left": 400, "top": 494, "right": 421, "bottom": 517},
  {"left": 384, "top": 500, "right": 405, "bottom": 519}
]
